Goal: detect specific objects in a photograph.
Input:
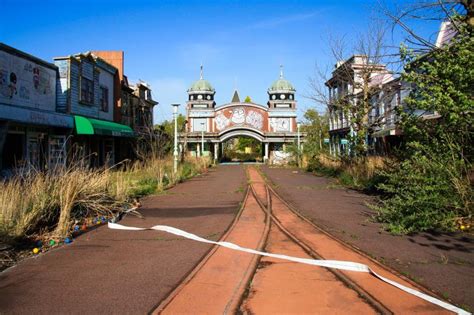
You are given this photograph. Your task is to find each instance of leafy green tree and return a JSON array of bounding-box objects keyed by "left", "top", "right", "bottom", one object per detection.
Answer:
[
  {"left": 236, "top": 137, "right": 262, "bottom": 155},
  {"left": 301, "top": 109, "right": 329, "bottom": 158},
  {"left": 147, "top": 114, "right": 186, "bottom": 157},
  {"left": 376, "top": 17, "right": 473, "bottom": 233}
]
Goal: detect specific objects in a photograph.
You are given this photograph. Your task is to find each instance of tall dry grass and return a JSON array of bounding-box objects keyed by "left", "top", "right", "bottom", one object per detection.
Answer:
[
  {"left": 314, "top": 154, "right": 389, "bottom": 189},
  {"left": 0, "top": 156, "right": 210, "bottom": 243}
]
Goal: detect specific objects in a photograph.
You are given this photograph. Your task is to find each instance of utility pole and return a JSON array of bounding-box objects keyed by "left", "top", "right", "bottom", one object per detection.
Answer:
[
  {"left": 297, "top": 122, "right": 301, "bottom": 167},
  {"left": 201, "top": 122, "right": 205, "bottom": 157},
  {"left": 172, "top": 103, "right": 180, "bottom": 174},
  {"left": 319, "top": 129, "right": 322, "bottom": 150}
]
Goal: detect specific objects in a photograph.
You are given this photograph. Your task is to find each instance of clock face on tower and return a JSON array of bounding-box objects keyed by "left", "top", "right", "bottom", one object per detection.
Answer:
[
  {"left": 289, "top": 94, "right": 293, "bottom": 100},
  {"left": 207, "top": 95, "right": 211, "bottom": 100},
  {"left": 280, "top": 94, "right": 286, "bottom": 100},
  {"left": 198, "top": 95, "right": 203, "bottom": 100},
  {"left": 272, "top": 95, "right": 276, "bottom": 100}
]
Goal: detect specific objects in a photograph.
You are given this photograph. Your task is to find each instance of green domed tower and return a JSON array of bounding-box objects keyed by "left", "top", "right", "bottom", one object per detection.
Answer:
[
  {"left": 267, "top": 65, "right": 296, "bottom": 109},
  {"left": 187, "top": 65, "right": 216, "bottom": 109}
]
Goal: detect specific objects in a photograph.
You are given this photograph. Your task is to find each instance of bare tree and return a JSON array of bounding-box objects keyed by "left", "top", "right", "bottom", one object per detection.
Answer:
[
  {"left": 307, "top": 21, "right": 397, "bottom": 157},
  {"left": 381, "top": 0, "right": 471, "bottom": 53}
]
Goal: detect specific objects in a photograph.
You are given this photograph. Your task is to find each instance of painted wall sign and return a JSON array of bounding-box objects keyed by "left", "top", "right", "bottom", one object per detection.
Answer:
[
  {"left": 189, "top": 110, "right": 214, "bottom": 118},
  {"left": 0, "top": 50, "right": 56, "bottom": 112},
  {"left": 0, "top": 103, "right": 73, "bottom": 128},
  {"left": 340, "top": 139, "right": 349, "bottom": 145},
  {"left": 268, "top": 111, "right": 297, "bottom": 117}
]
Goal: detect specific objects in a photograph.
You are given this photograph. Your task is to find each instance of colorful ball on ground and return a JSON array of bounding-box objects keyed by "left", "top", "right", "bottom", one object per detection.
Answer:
[
  {"left": 36, "top": 240, "right": 42, "bottom": 247},
  {"left": 74, "top": 225, "right": 80, "bottom": 232},
  {"left": 33, "top": 248, "right": 40, "bottom": 254},
  {"left": 49, "top": 239, "right": 56, "bottom": 246},
  {"left": 81, "top": 224, "right": 87, "bottom": 231},
  {"left": 65, "top": 237, "right": 72, "bottom": 244},
  {"left": 97, "top": 220, "right": 102, "bottom": 225}
]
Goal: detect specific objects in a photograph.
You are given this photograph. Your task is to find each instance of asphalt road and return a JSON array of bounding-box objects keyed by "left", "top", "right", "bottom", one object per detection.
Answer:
[
  {"left": 261, "top": 166, "right": 474, "bottom": 312},
  {"left": 0, "top": 165, "right": 246, "bottom": 314}
]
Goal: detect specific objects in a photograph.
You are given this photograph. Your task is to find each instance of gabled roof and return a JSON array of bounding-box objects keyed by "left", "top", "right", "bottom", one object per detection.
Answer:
[
  {"left": 435, "top": 21, "right": 458, "bottom": 48},
  {"left": 369, "top": 72, "right": 394, "bottom": 87},
  {"left": 231, "top": 90, "right": 241, "bottom": 103}
]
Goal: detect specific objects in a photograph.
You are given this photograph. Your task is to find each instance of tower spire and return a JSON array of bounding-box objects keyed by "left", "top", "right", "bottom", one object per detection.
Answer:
[
  {"left": 200, "top": 62, "right": 203, "bottom": 80},
  {"left": 279, "top": 64, "right": 284, "bottom": 79}
]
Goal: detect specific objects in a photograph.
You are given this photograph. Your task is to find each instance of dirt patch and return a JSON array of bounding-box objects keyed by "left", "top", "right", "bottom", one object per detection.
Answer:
[{"left": 262, "top": 166, "right": 474, "bottom": 312}]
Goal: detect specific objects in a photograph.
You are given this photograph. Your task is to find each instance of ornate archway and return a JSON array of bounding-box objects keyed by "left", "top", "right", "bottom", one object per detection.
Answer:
[
  {"left": 219, "top": 128, "right": 265, "bottom": 143},
  {"left": 181, "top": 67, "right": 305, "bottom": 164}
]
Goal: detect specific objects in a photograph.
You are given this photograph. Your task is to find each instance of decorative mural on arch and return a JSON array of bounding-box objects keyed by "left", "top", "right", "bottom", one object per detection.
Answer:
[{"left": 214, "top": 106, "right": 268, "bottom": 132}]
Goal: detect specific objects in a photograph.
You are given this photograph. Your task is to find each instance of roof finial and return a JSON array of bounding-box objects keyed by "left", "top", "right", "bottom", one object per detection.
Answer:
[
  {"left": 279, "top": 64, "right": 284, "bottom": 79},
  {"left": 200, "top": 63, "right": 203, "bottom": 80}
]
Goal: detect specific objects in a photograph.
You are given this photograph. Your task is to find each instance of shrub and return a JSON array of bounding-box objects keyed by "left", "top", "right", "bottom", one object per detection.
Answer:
[{"left": 374, "top": 148, "right": 472, "bottom": 234}]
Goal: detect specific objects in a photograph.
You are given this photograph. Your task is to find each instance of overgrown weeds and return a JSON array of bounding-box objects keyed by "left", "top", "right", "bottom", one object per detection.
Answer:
[
  {"left": 0, "top": 156, "right": 209, "bottom": 244},
  {"left": 307, "top": 154, "right": 388, "bottom": 192},
  {"left": 373, "top": 146, "right": 472, "bottom": 234}
]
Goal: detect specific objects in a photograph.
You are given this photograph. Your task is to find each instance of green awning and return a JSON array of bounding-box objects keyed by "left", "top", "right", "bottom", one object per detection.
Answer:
[{"left": 74, "top": 116, "right": 134, "bottom": 137}]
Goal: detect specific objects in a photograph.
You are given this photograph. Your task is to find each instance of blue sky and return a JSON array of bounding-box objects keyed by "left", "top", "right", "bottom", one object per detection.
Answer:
[{"left": 0, "top": 0, "right": 440, "bottom": 123}]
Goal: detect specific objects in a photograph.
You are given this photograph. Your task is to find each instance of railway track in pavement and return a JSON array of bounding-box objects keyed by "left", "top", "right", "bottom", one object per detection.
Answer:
[{"left": 151, "top": 166, "right": 456, "bottom": 314}]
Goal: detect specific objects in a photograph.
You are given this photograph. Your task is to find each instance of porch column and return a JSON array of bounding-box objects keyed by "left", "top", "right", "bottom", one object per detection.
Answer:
[
  {"left": 329, "top": 137, "right": 333, "bottom": 156},
  {"left": 214, "top": 143, "right": 218, "bottom": 160},
  {"left": 197, "top": 143, "right": 200, "bottom": 157},
  {"left": 0, "top": 121, "right": 9, "bottom": 170},
  {"left": 264, "top": 142, "right": 269, "bottom": 162}
]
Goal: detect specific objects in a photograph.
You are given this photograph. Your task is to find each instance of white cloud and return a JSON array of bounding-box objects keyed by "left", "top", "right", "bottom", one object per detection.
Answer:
[{"left": 248, "top": 12, "right": 319, "bottom": 30}]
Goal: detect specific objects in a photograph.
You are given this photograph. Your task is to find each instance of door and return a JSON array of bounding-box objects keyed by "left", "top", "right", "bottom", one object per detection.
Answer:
[{"left": 49, "top": 135, "right": 66, "bottom": 169}]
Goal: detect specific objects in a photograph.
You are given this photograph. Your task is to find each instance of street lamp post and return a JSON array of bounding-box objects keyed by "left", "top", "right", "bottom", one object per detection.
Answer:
[
  {"left": 297, "top": 122, "right": 301, "bottom": 167},
  {"left": 172, "top": 103, "right": 180, "bottom": 174},
  {"left": 200, "top": 122, "right": 205, "bottom": 157}
]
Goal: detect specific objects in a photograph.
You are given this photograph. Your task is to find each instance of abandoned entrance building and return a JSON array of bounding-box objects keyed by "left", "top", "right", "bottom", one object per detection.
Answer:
[{"left": 182, "top": 67, "right": 305, "bottom": 164}]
